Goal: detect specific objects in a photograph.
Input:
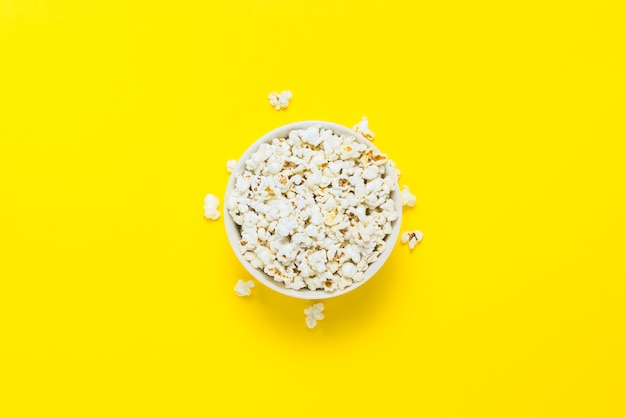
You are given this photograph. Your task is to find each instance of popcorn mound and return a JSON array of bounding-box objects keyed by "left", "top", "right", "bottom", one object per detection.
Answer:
[{"left": 227, "top": 126, "right": 399, "bottom": 293}]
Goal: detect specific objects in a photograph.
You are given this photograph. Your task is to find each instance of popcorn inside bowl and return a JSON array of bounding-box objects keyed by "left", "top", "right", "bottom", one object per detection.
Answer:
[{"left": 226, "top": 125, "right": 400, "bottom": 294}]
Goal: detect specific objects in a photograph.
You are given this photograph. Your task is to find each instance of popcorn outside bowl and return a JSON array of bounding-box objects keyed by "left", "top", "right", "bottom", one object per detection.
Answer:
[{"left": 224, "top": 121, "right": 402, "bottom": 300}]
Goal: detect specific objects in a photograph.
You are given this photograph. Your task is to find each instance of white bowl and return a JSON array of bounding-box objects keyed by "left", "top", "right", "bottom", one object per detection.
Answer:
[{"left": 224, "top": 121, "right": 402, "bottom": 299}]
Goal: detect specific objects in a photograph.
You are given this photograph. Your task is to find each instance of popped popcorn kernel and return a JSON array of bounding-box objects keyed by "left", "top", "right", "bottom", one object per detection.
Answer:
[
  {"left": 304, "top": 302, "right": 325, "bottom": 329},
  {"left": 203, "top": 194, "right": 221, "bottom": 220},
  {"left": 401, "top": 230, "right": 423, "bottom": 250},
  {"left": 353, "top": 116, "right": 375, "bottom": 141},
  {"left": 234, "top": 279, "right": 255, "bottom": 296},
  {"left": 400, "top": 185, "right": 417, "bottom": 207},
  {"left": 268, "top": 90, "right": 292, "bottom": 110},
  {"left": 226, "top": 159, "right": 237, "bottom": 173},
  {"left": 388, "top": 159, "right": 401, "bottom": 179}
]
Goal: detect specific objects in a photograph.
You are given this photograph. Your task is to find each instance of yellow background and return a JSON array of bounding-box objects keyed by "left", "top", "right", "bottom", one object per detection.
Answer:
[{"left": 1, "top": 1, "right": 625, "bottom": 415}]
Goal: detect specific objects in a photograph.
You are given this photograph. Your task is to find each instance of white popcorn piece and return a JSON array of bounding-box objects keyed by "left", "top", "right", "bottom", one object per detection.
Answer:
[
  {"left": 227, "top": 126, "right": 400, "bottom": 293},
  {"left": 380, "top": 199, "right": 399, "bottom": 222},
  {"left": 234, "top": 279, "right": 255, "bottom": 296},
  {"left": 400, "top": 185, "right": 417, "bottom": 207},
  {"left": 226, "top": 159, "right": 237, "bottom": 173},
  {"left": 308, "top": 250, "right": 328, "bottom": 273},
  {"left": 276, "top": 243, "right": 299, "bottom": 265},
  {"left": 338, "top": 276, "right": 353, "bottom": 290},
  {"left": 276, "top": 217, "right": 298, "bottom": 237},
  {"left": 383, "top": 175, "right": 396, "bottom": 191},
  {"left": 327, "top": 261, "right": 340, "bottom": 273},
  {"left": 343, "top": 244, "right": 362, "bottom": 263},
  {"left": 268, "top": 90, "right": 292, "bottom": 110},
  {"left": 362, "top": 165, "right": 380, "bottom": 181},
  {"left": 254, "top": 246, "right": 274, "bottom": 266},
  {"left": 323, "top": 278, "right": 338, "bottom": 292},
  {"left": 264, "top": 155, "right": 282, "bottom": 175},
  {"left": 401, "top": 230, "right": 423, "bottom": 250},
  {"left": 302, "top": 126, "right": 323, "bottom": 146},
  {"left": 388, "top": 159, "right": 401, "bottom": 179},
  {"left": 340, "top": 262, "right": 357, "bottom": 279},
  {"left": 285, "top": 276, "right": 306, "bottom": 290},
  {"left": 203, "top": 194, "right": 221, "bottom": 220},
  {"left": 304, "top": 302, "right": 325, "bottom": 329},
  {"left": 353, "top": 116, "right": 375, "bottom": 141},
  {"left": 340, "top": 142, "right": 361, "bottom": 160}
]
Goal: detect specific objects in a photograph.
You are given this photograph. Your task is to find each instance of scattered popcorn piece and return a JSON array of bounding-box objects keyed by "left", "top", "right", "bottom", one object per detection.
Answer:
[
  {"left": 234, "top": 279, "right": 255, "bottom": 296},
  {"left": 203, "top": 194, "right": 221, "bottom": 220},
  {"left": 353, "top": 116, "right": 375, "bottom": 141},
  {"left": 400, "top": 185, "right": 417, "bottom": 207},
  {"left": 226, "top": 159, "right": 237, "bottom": 173},
  {"left": 268, "top": 90, "right": 292, "bottom": 110},
  {"left": 304, "top": 302, "right": 325, "bottom": 329},
  {"left": 401, "top": 230, "right": 423, "bottom": 249},
  {"left": 388, "top": 159, "right": 401, "bottom": 179}
]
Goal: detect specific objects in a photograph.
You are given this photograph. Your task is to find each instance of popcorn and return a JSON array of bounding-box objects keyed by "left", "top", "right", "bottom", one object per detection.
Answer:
[
  {"left": 343, "top": 244, "right": 362, "bottom": 263},
  {"left": 388, "top": 159, "right": 401, "bottom": 179},
  {"left": 276, "top": 243, "right": 299, "bottom": 265},
  {"left": 380, "top": 199, "right": 399, "bottom": 222},
  {"left": 401, "top": 230, "right": 423, "bottom": 249},
  {"left": 276, "top": 217, "right": 298, "bottom": 237},
  {"left": 353, "top": 116, "right": 375, "bottom": 141},
  {"left": 362, "top": 165, "right": 380, "bottom": 181},
  {"left": 305, "top": 224, "right": 324, "bottom": 240},
  {"left": 255, "top": 246, "right": 274, "bottom": 265},
  {"left": 203, "top": 194, "right": 221, "bottom": 220},
  {"left": 302, "top": 126, "right": 323, "bottom": 146},
  {"left": 338, "top": 276, "right": 353, "bottom": 290},
  {"left": 234, "top": 279, "right": 255, "bottom": 296},
  {"left": 400, "top": 185, "right": 417, "bottom": 207},
  {"left": 227, "top": 126, "right": 399, "bottom": 293},
  {"left": 308, "top": 250, "right": 328, "bottom": 273},
  {"left": 226, "top": 159, "right": 237, "bottom": 173},
  {"left": 340, "top": 262, "right": 357, "bottom": 279},
  {"left": 304, "top": 302, "right": 325, "bottom": 329},
  {"left": 268, "top": 90, "right": 292, "bottom": 110}
]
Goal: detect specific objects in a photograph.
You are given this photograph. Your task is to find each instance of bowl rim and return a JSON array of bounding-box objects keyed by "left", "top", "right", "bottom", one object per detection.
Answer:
[{"left": 223, "top": 120, "right": 402, "bottom": 300}]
